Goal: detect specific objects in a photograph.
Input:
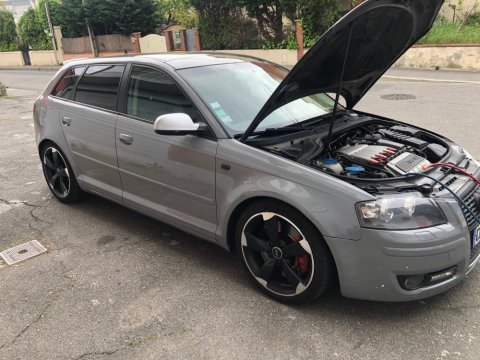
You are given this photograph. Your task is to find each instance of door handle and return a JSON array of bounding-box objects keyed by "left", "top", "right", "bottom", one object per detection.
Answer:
[
  {"left": 61, "top": 116, "right": 71, "bottom": 126},
  {"left": 119, "top": 133, "right": 134, "bottom": 145}
]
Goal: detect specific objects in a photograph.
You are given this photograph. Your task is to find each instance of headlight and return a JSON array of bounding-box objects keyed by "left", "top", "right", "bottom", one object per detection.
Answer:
[
  {"left": 463, "top": 149, "right": 480, "bottom": 166},
  {"left": 356, "top": 195, "right": 447, "bottom": 230}
]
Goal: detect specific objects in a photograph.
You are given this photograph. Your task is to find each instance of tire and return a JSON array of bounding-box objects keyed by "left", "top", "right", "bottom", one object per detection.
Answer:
[
  {"left": 235, "top": 200, "right": 335, "bottom": 304},
  {"left": 40, "top": 142, "right": 83, "bottom": 203}
]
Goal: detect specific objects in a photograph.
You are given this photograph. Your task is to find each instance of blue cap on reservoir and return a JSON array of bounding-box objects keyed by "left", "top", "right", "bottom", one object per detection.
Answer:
[
  {"left": 322, "top": 158, "right": 338, "bottom": 165},
  {"left": 345, "top": 166, "right": 365, "bottom": 173}
]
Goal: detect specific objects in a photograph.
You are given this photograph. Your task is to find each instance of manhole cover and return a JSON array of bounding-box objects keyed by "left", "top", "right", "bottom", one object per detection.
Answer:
[
  {"left": 0, "top": 240, "right": 47, "bottom": 265},
  {"left": 381, "top": 94, "right": 416, "bottom": 100}
]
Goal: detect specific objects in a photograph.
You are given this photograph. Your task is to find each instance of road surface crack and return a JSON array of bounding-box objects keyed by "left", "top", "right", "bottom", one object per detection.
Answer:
[
  {"left": 0, "top": 264, "right": 74, "bottom": 352},
  {"left": 0, "top": 198, "right": 44, "bottom": 208}
]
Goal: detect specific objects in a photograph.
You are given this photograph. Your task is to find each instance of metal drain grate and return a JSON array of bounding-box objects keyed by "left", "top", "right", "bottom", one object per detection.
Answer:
[
  {"left": 381, "top": 94, "right": 416, "bottom": 101},
  {"left": 0, "top": 240, "right": 47, "bottom": 265}
]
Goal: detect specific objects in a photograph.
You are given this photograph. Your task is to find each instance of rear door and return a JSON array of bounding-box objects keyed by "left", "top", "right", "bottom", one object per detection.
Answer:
[
  {"left": 58, "top": 64, "right": 125, "bottom": 201},
  {"left": 115, "top": 64, "right": 218, "bottom": 240}
]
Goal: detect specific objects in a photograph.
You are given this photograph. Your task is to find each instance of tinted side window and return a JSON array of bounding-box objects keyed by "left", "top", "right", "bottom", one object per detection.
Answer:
[
  {"left": 52, "top": 66, "right": 86, "bottom": 100},
  {"left": 127, "top": 66, "right": 199, "bottom": 122},
  {"left": 75, "top": 65, "right": 125, "bottom": 111}
]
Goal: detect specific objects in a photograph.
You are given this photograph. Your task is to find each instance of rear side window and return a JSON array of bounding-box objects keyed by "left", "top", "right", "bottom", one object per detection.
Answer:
[
  {"left": 52, "top": 67, "right": 86, "bottom": 100},
  {"left": 75, "top": 65, "right": 125, "bottom": 111},
  {"left": 127, "top": 66, "right": 199, "bottom": 122}
]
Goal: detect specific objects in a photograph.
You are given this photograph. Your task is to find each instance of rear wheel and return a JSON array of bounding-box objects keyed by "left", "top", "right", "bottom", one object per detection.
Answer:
[
  {"left": 41, "top": 143, "right": 83, "bottom": 203},
  {"left": 235, "top": 200, "right": 334, "bottom": 304}
]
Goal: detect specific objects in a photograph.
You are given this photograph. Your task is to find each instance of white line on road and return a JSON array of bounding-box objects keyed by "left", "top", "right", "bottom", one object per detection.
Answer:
[{"left": 382, "top": 75, "right": 480, "bottom": 84}]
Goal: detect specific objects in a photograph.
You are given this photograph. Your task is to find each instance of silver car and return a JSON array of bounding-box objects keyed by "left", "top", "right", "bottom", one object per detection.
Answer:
[{"left": 34, "top": 0, "right": 480, "bottom": 303}]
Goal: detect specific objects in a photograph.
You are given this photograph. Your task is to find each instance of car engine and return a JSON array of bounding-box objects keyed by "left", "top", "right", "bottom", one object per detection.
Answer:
[{"left": 267, "top": 119, "right": 449, "bottom": 180}]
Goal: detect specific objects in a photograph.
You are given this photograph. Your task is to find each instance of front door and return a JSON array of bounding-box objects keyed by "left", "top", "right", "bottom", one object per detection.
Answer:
[{"left": 115, "top": 65, "right": 217, "bottom": 240}]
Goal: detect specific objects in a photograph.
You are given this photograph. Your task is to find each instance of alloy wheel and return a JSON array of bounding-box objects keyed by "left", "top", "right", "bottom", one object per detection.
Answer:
[
  {"left": 241, "top": 212, "right": 314, "bottom": 297},
  {"left": 43, "top": 147, "right": 71, "bottom": 198}
]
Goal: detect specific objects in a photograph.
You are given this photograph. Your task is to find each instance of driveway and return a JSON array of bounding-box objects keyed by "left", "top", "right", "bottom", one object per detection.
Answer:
[{"left": 0, "top": 68, "right": 479, "bottom": 360}]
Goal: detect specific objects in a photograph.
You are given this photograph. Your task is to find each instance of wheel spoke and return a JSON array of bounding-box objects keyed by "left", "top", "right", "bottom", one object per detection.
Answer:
[
  {"left": 264, "top": 216, "right": 280, "bottom": 244},
  {"left": 244, "top": 231, "right": 272, "bottom": 252},
  {"left": 281, "top": 259, "right": 303, "bottom": 288},
  {"left": 44, "top": 156, "right": 56, "bottom": 170},
  {"left": 52, "top": 150, "right": 59, "bottom": 167},
  {"left": 49, "top": 173, "right": 60, "bottom": 188},
  {"left": 58, "top": 168, "right": 68, "bottom": 178},
  {"left": 59, "top": 177, "right": 67, "bottom": 194},
  {"left": 284, "top": 241, "right": 308, "bottom": 257},
  {"left": 257, "top": 258, "right": 277, "bottom": 283}
]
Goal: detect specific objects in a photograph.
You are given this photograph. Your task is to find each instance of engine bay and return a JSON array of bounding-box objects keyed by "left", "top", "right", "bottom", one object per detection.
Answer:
[{"left": 265, "top": 117, "right": 450, "bottom": 182}]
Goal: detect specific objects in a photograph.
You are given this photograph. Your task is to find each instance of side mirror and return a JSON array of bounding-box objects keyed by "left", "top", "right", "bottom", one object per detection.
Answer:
[{"left": 153, "top": 113, "right": 207, "bottom": 136}]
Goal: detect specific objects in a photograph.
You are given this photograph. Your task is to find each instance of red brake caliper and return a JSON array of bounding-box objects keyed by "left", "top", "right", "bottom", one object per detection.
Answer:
[{"left": 292, "top": 235, "right": 309, "bottom": 274}]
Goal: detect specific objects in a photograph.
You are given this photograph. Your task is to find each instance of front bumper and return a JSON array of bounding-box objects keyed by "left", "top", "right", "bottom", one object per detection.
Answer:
[{"left": 325, "top": 216, "right": 479, "bottom": 302}]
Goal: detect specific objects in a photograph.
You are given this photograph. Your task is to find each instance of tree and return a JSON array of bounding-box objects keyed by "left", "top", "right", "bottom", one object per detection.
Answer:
[
  {"left": 235, "top": 0, "right": 284, "bottom": 44},
  {"left": 113, "top": 0, "right": 158, "bottom": 35},
  {"left": 0, "top": 9, "right": 17, "bottom": 50},
  {"left": 283, "top": 0, "right": 341, "bottom": 45},
  {"left": 190, "top": 0, "right": 257, "bottom": 49},
  {"left": 156, "top": 0, "right": 198, "bottom": 27},
  {"left": 36, "top": 0, "right": 62, "bottom": 34},
  {"left": 18, "top": 7, "right": 51, "bottom": 50},
  {"left": 57, "top": 0, "right": 88, "bottom": 38},
  {"left": 83, "top": 0, "right": 158, "bottom": 35}
]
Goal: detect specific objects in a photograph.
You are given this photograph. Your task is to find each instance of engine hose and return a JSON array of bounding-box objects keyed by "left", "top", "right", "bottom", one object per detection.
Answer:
[{"left": 405, "top": 173, "right": 480, "bottom": 226}]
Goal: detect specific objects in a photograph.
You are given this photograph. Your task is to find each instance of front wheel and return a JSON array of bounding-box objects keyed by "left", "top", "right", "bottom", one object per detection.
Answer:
[
  {"left": 41, "top": 143, "right": 83, "bottom": 203},
  {"left": 235, "top": 201, "right": 335, "bottom": 304}
]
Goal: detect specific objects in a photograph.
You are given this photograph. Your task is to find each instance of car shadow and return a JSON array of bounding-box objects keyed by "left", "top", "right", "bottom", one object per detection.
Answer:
[{"left": 66, "top": 193, "right": 461, "bottom": 320}]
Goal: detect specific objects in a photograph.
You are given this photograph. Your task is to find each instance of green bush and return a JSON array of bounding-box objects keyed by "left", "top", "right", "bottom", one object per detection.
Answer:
[
  {"left": 465, "top": 12, "right": 480, "bottom": 26},
  {"left": 17, "top": 8, "right": 52, "bottom": 50},
  {"left": 0, "top": 81, "right": 7, "bottom": 97},
  {"left": 0, "top": 42, "right": 18, "bottom": 51},
  {"left": 418, "top": 20, "right": 480, "bottom": 45},
  {"left": 0, "top": 9, "right": 18, "bottom": 51}
]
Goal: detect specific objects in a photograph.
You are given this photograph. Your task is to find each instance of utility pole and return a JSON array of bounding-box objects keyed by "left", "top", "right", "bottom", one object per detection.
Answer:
[
  {"left": 44, "top": 0, "right": 59, "bottom": 65},
  {"left": 82, "top": 0, "right": 98, "bottom": 57}
]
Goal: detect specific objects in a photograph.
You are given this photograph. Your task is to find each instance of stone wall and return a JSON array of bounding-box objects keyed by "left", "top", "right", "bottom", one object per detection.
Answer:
[
  {"left": 395, "top": 45, "right": 480, "bottom": 70},
  {"left": 0, "top": 52, "right": 25, "bottom": 66},
  {"left": 29, "top": 50, "right": 64, "bottom": 66}
]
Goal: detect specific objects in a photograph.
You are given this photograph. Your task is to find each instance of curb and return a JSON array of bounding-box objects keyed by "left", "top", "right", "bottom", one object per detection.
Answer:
[{"left": 382, "top": 75, "right": 480, "bottom": 84}]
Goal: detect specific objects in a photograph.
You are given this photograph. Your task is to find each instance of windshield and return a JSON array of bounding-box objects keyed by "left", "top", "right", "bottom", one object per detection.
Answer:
[{"left": 178, "top": 62, "right": 340, "bottom": 136}]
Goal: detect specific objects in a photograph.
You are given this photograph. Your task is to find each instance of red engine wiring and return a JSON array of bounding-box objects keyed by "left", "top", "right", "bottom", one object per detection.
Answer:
[{"left": 422, "top": 163, "right": 480, "bottom": 185}]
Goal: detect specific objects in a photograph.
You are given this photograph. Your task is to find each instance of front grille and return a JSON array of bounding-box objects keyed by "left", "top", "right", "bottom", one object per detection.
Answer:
[
  {"left": 471, "top": 242, "right": 480, "bottom": 264},
  {"left": 461, "top": 187, "right": 480, "bottom": 231}
]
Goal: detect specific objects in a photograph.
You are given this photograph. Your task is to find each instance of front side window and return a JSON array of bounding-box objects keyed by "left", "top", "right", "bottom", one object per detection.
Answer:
[
  {"left": 127, "top": 66, "right": 199, "bottom": 123},
  {"left": 52, "top": 66, "right": 86, "bottom": 100},
  {"left": 75, "top": 65, "right": 125, "bottom": 111}
]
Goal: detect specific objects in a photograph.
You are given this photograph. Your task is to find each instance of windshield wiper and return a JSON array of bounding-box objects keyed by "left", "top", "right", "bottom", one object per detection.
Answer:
[{"left": 234, "top": 126, "right": 314, "bottom": 139}]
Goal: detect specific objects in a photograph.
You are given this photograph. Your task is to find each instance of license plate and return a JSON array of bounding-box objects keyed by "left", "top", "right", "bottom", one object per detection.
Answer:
[{"left": 473, "top": 226, "right": 480, "bottom": 248}]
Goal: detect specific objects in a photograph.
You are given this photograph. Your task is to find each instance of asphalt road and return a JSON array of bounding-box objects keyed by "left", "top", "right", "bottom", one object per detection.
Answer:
[{"left": 1, "top": 68, "right": 480, "bottom": 360}]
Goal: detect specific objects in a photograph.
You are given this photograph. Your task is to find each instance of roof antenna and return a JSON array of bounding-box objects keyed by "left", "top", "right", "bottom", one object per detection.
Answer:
[{"left": 325, "top": 23, "right": 354, "bottom": 157}]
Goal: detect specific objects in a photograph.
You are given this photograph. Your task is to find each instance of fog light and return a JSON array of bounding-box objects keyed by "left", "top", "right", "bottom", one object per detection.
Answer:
[
  {"left": 426, "top": 267, "right": 456, "bottom": 285},
  {"left": 402, "top": 275, "right": 425, "bottom": 290},
  {"left": 398, "top": 266, "right": 457, "bottom": 291}
]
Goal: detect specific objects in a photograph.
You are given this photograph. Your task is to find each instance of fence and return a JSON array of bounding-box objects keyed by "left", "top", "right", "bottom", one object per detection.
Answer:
[{"left": 62, "top": 34, "right": 134, "bottom": 54}]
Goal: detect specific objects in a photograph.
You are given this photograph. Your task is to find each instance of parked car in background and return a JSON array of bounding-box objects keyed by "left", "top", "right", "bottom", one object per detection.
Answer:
[{"left": 34, "top": 0, "right": 480, "bottom": 303}]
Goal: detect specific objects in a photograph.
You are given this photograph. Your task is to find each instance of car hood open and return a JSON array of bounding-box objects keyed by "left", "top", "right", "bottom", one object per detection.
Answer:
[{"left": 240, "top": 0, "right": 444, "bottom": 142}]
